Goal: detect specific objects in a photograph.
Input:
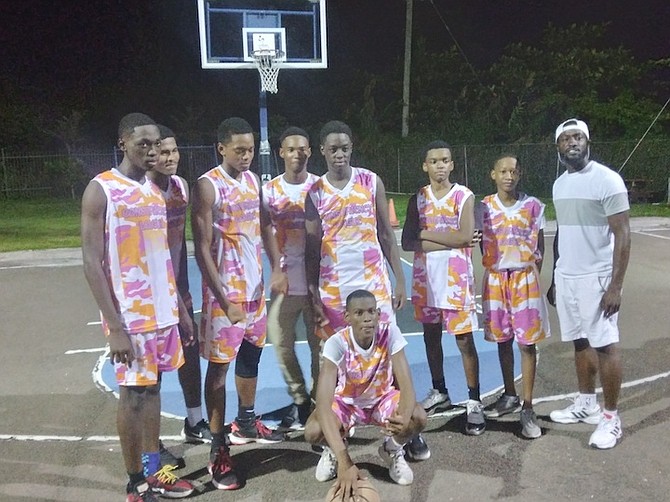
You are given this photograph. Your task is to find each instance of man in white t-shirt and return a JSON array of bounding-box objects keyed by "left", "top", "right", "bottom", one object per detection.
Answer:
[{"left": 547, "top": 118, "right": 631, "bottom": 449}]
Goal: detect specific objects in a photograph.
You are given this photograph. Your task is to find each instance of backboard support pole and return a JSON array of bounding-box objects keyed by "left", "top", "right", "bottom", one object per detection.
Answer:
[{"left": 258, "top": 88, "right": 272, "bottom": 182}]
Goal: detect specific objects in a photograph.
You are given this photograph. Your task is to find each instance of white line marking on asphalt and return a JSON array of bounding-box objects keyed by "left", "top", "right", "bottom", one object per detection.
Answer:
[
  {"left": 634, "top": 231, "right": 670, "bottom": 240},
  {"left": 65, "top": 347, "right": 106, "bottom": 354}
]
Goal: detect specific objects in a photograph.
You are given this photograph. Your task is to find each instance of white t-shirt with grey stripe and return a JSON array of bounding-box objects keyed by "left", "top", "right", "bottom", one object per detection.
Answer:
[{"left": 553, "top": 160, "right": 629, "bottom": 277}]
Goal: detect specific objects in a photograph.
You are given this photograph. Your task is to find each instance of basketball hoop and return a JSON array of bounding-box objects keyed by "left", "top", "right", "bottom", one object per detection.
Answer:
[{"left": 252, "top": 49, "right": 283, "bottom": 94}]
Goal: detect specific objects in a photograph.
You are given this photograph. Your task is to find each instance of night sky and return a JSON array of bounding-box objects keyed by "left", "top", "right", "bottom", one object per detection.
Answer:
[{"left": 1, "top": 0, "right": 668, "bottom": 145}]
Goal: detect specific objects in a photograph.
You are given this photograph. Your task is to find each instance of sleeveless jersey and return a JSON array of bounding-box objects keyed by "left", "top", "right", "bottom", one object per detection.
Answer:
[
  {"left": 93, "top": 168, "right": 179, "bottom": 333},
  {"left": 263, "top": 173, "right": 319, "bottom": 296},
  {"left": 307, "top": 167, "right": 392, "bottom": 311},
  {"left": 481, "top": 193, "right": 545, "bottom": 271},
  {"left": 199, "top": 166, "right": 263, "bottom": 303},
  {"left": 162, "top": 175, "right": 192, "bottom": 308},
  {"left": 411, "top": 183, "right": 476, "bottom": 311}
]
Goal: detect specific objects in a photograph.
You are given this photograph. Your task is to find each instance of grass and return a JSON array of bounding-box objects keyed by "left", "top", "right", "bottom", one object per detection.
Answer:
[{"left": 1, "top": 196, "right": 668, "bottom": 252}]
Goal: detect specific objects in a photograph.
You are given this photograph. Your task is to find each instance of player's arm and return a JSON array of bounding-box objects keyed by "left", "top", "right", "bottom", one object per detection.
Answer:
[
  {"left": 81, "top": 181, "right": 134, "bottom": 365},
  {"left": 173, "top": 176, "right": 194, "bottom": 342},
  {"left": 305, "top": 194, "right": 327, "bottom": 325},
  {"left": 401, "top": 192, "right": 454, "bottom": 253},
  {"left": 375, "top": 177, "right": 406, "bottom": 311},
  {"left": 601, "top": 210, "right": 631, "bottom": 318},
  {"left": 420, "top": 194, "right": 476, "bottom": 248},
  {"left": 315, "top": 358, "right": 359, "bottom": 485},
  {"left": 191, "top": 178, "right": 243, "bottom": 322},
  {"left": 536, "top": 229, "right": 545, "bottom": 273},
  {"left": 389, "top": 347, "right": 417, "bottom": 432},
  {"left": 546, "top": 228, "right": 559, "bottom": 307},
  {"left": 260, "top": 182, "right": 288, "bottom": 295}
]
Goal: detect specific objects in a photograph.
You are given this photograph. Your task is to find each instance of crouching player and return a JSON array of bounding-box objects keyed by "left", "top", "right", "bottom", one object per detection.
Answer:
[{"left": 305, "top": 290, "right": 427, "bottom": 499}]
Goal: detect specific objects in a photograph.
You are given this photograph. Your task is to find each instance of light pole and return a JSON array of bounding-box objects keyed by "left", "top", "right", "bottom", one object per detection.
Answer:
[{"left": 401, "top": 0, "right": 413, "bottom": 138}]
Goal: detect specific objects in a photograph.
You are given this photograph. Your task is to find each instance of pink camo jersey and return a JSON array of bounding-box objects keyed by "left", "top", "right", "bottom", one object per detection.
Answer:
[
  {"left": 263, "top": 173, "right": 319, "bottom": 296},
  {"left": 93, "top": 168, "right": 179, "bottom": 333},
  {"left": 199, "top": 166, "right": 263, "bottom": 304},
  {"left": 481, "top": 193, "right": 545, "bottom": 270},
  {"left": 330, "top": 322, "right": 399, "bottom": 407},
  {"left": 308, "top": 167, "right": 393, "bottom": 320},
  {"left": 411, "top": 183, "right": 476, "bottom": 311}
]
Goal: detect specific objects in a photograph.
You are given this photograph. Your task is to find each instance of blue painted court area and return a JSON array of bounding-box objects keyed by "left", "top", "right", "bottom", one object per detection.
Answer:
[{"left": 101, "top": 256, "right": 520, "bottom": 422}]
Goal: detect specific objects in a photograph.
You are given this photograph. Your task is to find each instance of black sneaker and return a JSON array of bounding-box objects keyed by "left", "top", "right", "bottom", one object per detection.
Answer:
[
  {"left": 229, "top": 419, "right": 285, "bottom": 445},
  {"left": 465, "top": 400, "right": 486, "bottom": 436},
  {"left": 405, "top": 434, "right": 431, "bottom": 461},
  {"left": 181, "top": 418, "right": 213, "bottom": 444},
  {"left": 278, "top": 402, "right": 311, "bottom": 431},
  {"left": 159, "top": 440, "right": 185, "bottom": 470}
]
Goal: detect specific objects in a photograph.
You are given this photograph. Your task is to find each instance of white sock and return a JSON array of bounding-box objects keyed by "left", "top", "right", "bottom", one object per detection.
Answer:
[
  {"left": 580, "top": 393, "right": 597, "bottom": 408},
  {"left": 187, "top": 407, "right": 203, "bottom": 427},
  {"left": 385, "top": 436, "right": 403, "bottom": 452},
  {"left": 603, "top": 409, "right": 618, "bottom": 419}
]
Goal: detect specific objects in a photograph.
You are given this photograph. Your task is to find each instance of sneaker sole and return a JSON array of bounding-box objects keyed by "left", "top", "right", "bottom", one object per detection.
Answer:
[
  {"left": 153, "top": 488, "right": 194, "bottom": 499},
  {"left": 550, "top": 414, "right": 601, "bottom": 425},
  {"left": 181, "top": 430, "right": 212, "bottom": 444},
  {"left": 424, "top": 402, "right": 453, "bottom": 415},
  {"left": 211, "top": 478, "right": 241, "bottom": 490},
  {"left": 464, "top": 425, "right": 486, "bottom": 436},
  {"left": 228, "top": 434, "right": 284, "bottom": 445},
  {"left": 485, "top": 404, "right": 522, "bottom": 418},
  {"left": 521, "top": 427, "right": 542, "bottom": 439},
  {"left": 406, "top": 449, "right": 431, "bottom": 461}
]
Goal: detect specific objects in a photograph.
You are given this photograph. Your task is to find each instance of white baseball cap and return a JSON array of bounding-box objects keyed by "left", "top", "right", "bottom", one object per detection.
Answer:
[{"left": 555, "top": 118, "right": 590, "bottom": 142}]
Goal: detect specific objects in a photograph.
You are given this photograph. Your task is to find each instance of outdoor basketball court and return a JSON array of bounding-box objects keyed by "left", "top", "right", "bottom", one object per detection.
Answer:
[{"left": 2, "top": 219, "right": 670, "bottom": 501}]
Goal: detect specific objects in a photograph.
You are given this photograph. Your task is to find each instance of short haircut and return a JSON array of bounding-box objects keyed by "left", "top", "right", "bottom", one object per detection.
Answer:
[
  {"left": 279, "top": 126, "right": 310, "bottom": 146},
  {"left": 158, "top": 124, "right": 176, "bottom": 141},
  {"left": 319, "top": 120, "right": 353, "bottom": 145},
  {"left": 493, "top": 153, "right": 520, "bottom": 170},
  {"left": 345, "top": 289, "right": 376, "bottom": 309},
  {"left": 118, "top": 113, "right": 156, "bottom": 139},
  {"left": 420, "top": 140, "right": 451, "bottom": 163},
  {"left": 217, "top": 117, "right": 253, "bottom": 144}
]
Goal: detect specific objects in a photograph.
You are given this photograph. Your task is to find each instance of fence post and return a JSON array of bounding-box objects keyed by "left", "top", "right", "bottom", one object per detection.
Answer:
[
  {"left": 397, "top": 147, "right": 401, "bottom": 193},
  {"left": 463, "top": 144, "right": 468, "bottom": 187},
  {"left": 1, "top": 148, "right": 6, "bottom": 198}
]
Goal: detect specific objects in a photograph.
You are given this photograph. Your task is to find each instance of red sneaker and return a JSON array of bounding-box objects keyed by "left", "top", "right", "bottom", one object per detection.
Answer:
[
  {"left": 146, "top": 465, "right": 194, "bottom": 499},
  {"left": 208, "top": 446, "right": 241, "bottom": 490}
]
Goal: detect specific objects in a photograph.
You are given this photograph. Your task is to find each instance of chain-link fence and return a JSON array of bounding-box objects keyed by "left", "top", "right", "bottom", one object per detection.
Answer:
[
  {"left": 363, "top": 139, "right": 669, "bottom": 199},
  {"left": 2, "top": 140, "right": 667, "bottom": 200}
]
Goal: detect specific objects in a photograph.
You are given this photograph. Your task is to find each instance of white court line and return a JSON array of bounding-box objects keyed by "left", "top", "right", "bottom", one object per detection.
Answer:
[
  {"left": 65, "top": 347, "right": 106, "bottom": 355},
  {"left": 634, "top": 230, "right": 670, "bottom": 240}
]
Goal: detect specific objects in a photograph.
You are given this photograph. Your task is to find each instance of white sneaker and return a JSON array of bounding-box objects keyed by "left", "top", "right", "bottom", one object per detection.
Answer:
[
  {"left": 420, "top": 389, "right": 452, "bottom": 414},
  {"left": 550, "top": 396, "right": 601, "bottom": 424},
  {"left": 589, "top": 414, "right": 622, "bottom": 449},
  {"left": 315, "top": 446, "right": 337, "bottom": 482},
  {"left": 378, "top": 441, "right": 414, "bottom": 485}
]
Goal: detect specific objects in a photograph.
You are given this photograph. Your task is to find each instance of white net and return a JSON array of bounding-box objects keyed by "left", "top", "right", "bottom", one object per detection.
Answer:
[{"left": 252, "top": 50, "right": 282, "bottom": 94}]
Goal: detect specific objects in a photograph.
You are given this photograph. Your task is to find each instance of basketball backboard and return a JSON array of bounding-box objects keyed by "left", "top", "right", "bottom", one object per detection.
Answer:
[{"left": 197, "top": 0, "right": 328, "bottom": 70}]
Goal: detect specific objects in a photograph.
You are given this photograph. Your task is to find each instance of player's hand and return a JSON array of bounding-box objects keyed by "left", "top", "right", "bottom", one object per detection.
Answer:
[
  {"left": 179, "top": 314, "right": 195, "bottom": 346},
  {"left": 392, "top": 281, "right": 406, "bottom": 311},
  {"left": 270, "top": 270, "right": 288, "bottom": 295},
  {"left": 469, "top": 229, "right": 483, "bottom": 247},
  {"left": 546, "top": 282, "right": 556, "bottom": 307},
  {"left": 600, "top": 285, "right": 622, "bottom": 318},
  {"left": 382, "top": 411, "right": 406, "bottom": 436},
  {"left": 108, "top": 328, "right": 134, "bottom": 366},
  {"left": 333, "top": 464, "right": 365, "bottom": 502},
  {"left": 225, "top": 303, "right": 245, "bottom": 324}
]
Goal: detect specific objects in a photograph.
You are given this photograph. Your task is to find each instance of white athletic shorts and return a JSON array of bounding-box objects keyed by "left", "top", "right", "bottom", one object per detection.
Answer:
[{"left": 555, "top": 272, "right": 620, "bottom": 348}]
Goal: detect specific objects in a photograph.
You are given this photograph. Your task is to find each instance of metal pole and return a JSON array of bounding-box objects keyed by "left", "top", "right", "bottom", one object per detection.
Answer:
[
  {"left": 1, "top": 148, "right": 7, "bottom": 197},
  {"left": 259, "top": 88, "right": 272, "bottom": 182},
  {"left": 463, "top": 144, "right": 468, "bottom": 187},
  {"left": 401, "top": 0, "right": 413, "bottom": 138}
]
